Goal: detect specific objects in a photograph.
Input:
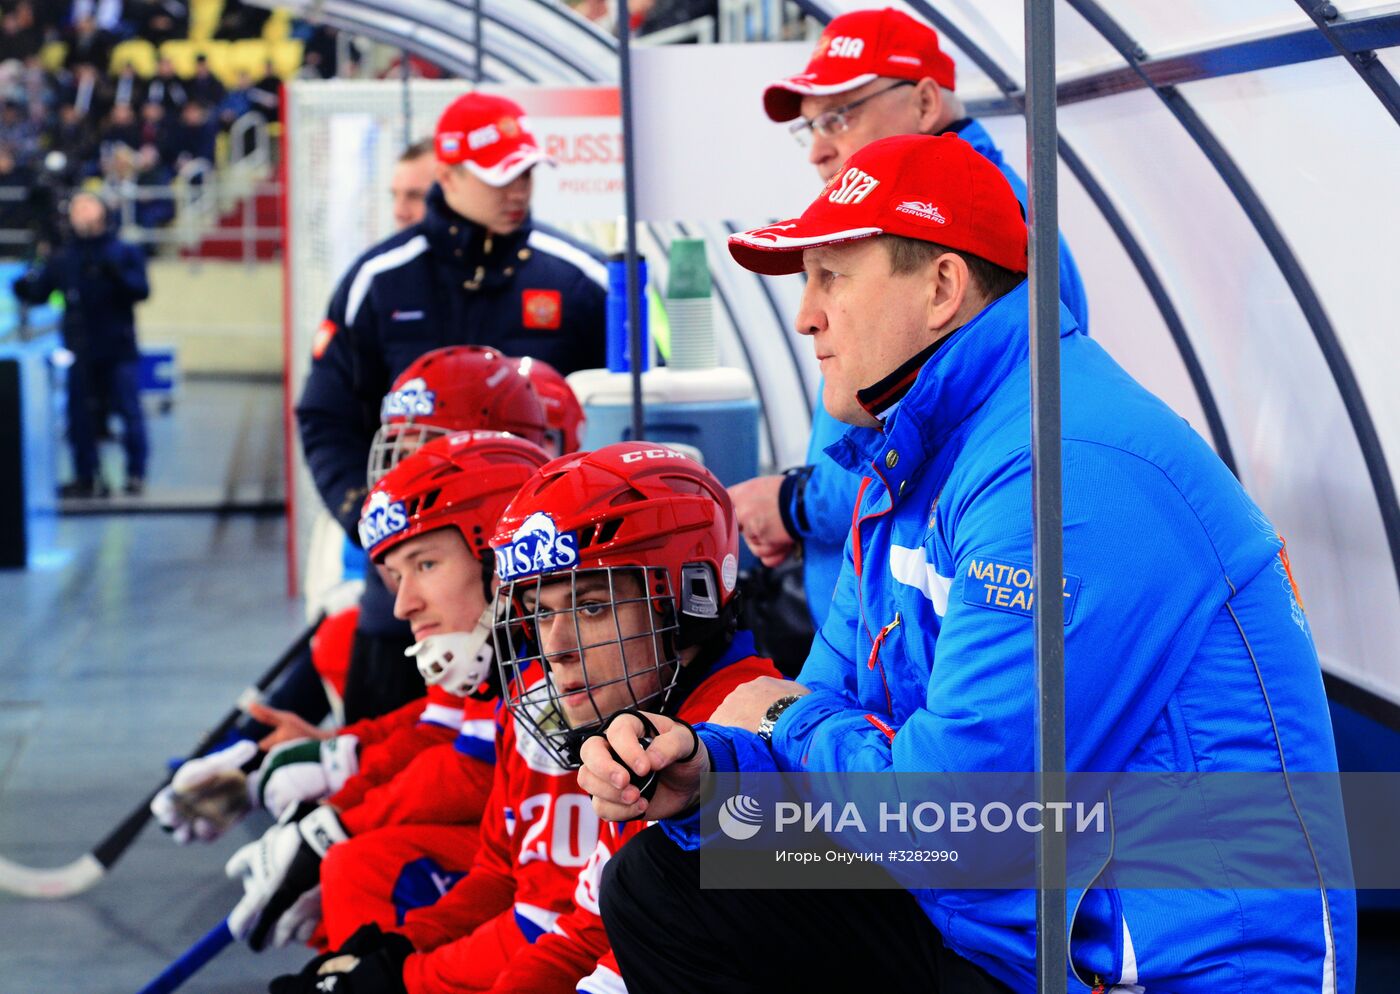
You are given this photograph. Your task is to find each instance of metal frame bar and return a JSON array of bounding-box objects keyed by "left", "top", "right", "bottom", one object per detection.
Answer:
[
  {"left": 1066, "top": 0, "right": 1400, "bottom": 615},
  {"left": 387, "top": 1, "right": 595, "bottom": 80},
  {"left": 1294, "top": 1, "right": 1400, "bottom": 127},
  {"left": 964, "top": 9, "right": 1400, "bottom": 116},
  {"left": 617, "top": 0, "right": 646, "bottom": 443},
  {"left": 473, "top": 0, "right": 484, "bottom": 83},
  {"left": 1054, "top": 142, "right": 1237, "bottom": 475},
  {"left": 1025, "top": 3, "right": 1066, "bottom": 991}
]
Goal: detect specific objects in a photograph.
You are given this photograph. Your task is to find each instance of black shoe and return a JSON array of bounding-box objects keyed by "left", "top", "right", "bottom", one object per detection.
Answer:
[
  {"left": 123, "top": 477, "right": 145, "bottom": 496},
  {"left": 59, "top": 479, "right": 111, "bottom": 499}
]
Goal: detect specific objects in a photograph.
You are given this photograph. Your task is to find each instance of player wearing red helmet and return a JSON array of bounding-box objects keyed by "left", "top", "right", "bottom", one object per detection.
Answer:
[
  {"left": 368, "top": 345, "right": 550, "bottom": 484},
  {"left": 272, "top": 442, "right": 779, "bottom": 994},
  {"left": 155, "top": 349, "right": 551, "bottom": 846},
  {"left": 225, "top": 432, "right": 550, "bottom": 955},
  {"left": 518, "top": 355, "right": 586, "bottom": 456}
]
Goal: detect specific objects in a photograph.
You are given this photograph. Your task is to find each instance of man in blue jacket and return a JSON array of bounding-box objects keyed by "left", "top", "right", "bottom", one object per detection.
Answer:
[
  {"left": 297, "top": 92, "right": 608, "bottom": 722},
  {"left": 729, "top": 7, "right": 1088, "bottom": 630},
  {"left": 13, "top": 192, "right": 150, "bottom": 497},
  {"left": 579, "top": 134, "right": 1354, "bottom": 993}
]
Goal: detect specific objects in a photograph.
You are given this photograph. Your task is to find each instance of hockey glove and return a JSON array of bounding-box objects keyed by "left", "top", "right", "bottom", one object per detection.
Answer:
[
  {"left": 151, "top": 738, "right": 260, "bottom": 844},
  {"left": 268, "top": 923, "right": 413, "bottom": 994},
  {"left": 255, "top": 734, "right": 360, "bottom": 819},
  {"left": 227, "top": 802, "right": 348, "bottom": 951}
]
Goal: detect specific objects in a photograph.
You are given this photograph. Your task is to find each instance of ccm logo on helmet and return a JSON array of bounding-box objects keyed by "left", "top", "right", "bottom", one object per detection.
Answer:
[
  {"left": 620, "top": 447, "right": 689, "bottom": 463},
  {"left": 495, "top": 511, "right": 580, "bottom": 581},
  {"left": 359, "top": 491, "right": 409, "bottom": 550},
  {"left": 381, "top": 377, "right": 437, "bottom": 419}
]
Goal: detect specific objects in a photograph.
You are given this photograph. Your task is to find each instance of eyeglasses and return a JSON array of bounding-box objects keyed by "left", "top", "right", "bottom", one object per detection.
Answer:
[{"left": 788, "top": 80, "right": 915, "bottom": 147}]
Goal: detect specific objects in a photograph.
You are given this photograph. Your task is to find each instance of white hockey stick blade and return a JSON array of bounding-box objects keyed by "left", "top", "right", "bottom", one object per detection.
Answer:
[{"left": 0, "top": 852, "right": 105, "bottom": 899}]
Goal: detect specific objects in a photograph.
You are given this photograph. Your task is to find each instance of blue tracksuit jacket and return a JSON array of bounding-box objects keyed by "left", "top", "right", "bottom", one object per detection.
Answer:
[{"left": 674, "top": 281, "right": 1354, "bottom": 993}]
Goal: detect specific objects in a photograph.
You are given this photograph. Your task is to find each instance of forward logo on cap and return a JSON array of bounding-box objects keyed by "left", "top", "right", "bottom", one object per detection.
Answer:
[
  {"left": 895, "top": 200, "right": 947, "bottom": 224},
  {"left": 828, "top": 167, "right": 881, "bottom": 205}
]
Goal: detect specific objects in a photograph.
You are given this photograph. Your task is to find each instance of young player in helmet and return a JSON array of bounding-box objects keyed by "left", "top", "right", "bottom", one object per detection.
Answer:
[
  {"left": 153, "top": 346, "right": 551, "bottom": 846},
  {"left": 270, "top": 441, "right": 780, "bottom": 994},
  {"left": 224, "top": 432, "right": 550, "bottom": 953},
  {"left": 369, "top": 345, "right": 550, "bottom": 484}
]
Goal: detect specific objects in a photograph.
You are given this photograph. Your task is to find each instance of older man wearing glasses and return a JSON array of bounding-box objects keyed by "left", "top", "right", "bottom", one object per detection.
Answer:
[{"left": 726, "top": 7, "right": 1088, "bottom": 638}]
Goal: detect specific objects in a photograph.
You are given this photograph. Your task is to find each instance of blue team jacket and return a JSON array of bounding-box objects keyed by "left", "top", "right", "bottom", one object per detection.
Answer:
[
  {"left": 789, "top": 119, "right": 1089, "bottom": 629},
  {"left": 677, "top": 281, "right": 1355, "bottom": 993}
]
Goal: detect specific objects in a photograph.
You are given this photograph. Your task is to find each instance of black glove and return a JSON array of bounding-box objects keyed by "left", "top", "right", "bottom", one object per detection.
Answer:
[{"left": 268, "top": 924, "right": 414, "bottom": 994}]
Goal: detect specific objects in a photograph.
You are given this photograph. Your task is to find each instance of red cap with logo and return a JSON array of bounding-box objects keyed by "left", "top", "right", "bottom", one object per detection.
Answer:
[
  {"left": 434, "top": 92, "right": 554, "bottom": 187},
  {"left": 728, "top": 133, "right": 1027, "bottom": 276},
  {"left": 763, "top": 8, "right": 956, "bottom": 123}
]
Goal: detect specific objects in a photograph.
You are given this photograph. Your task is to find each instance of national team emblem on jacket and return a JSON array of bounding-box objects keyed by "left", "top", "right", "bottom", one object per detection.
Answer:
[
  {"left": 522, "top": 289, "right": 563, "bottom": 331},
  {"left": 312, "top": 319, "right": 338, "bottom": 360},
  {"left": 494, "top": 511, "right": 579, "bottom": 581},
  {"left": 358, "top": 490, "right": 409, "bottom": 551},
  {"left": 380, "top": 377, "right": 437, "bottom": 419}
]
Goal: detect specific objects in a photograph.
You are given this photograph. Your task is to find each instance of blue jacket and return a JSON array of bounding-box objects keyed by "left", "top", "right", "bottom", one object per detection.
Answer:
[
  {"left": 11, "top": 229, "right": 149, "bottom": 361},
  {"left": 296, "top": 185, "right": 608, "bottom": 635},
  {"left": 787, "top": 119, "right": 1088, "bottom": 628},
  {"left": 677, "top": 282, "right": 1354, "bottom": 993}
]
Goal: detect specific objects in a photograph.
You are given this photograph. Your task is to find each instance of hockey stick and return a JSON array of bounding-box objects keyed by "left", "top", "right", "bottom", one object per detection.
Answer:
[
  {"left": 0, "top": 615, "right": 322, "bottom": 899},
  {"left": 135, "top": 918, "right": 235, "bottom": 994}
]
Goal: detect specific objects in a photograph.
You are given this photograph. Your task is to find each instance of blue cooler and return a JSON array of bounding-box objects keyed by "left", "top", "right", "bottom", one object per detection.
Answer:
[{"left": 568, "top": 367, "right": 760, "bottom": 489}]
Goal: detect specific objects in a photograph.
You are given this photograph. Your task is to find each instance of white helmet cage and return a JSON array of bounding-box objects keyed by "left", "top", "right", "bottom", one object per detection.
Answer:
[
  {"left": 366, "top": 420, "right": 457, "bottom": 488},
  {"left": 494, "top": 566, "right": 700, "bottom": 769}
]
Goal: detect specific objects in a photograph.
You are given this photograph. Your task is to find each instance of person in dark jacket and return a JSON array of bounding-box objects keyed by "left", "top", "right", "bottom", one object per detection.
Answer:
[
  {"left": 296, "top": 91, "right": 608, "bottom": 724},
  {"left": 12, "top": 192, "right": 150, "bottom": 496}
]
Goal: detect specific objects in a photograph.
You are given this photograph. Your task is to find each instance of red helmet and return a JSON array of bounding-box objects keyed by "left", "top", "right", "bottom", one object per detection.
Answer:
[
  {"left": 359, "top": 430, "right": 550, "bottom": 564},
  {"left": 519, "top": 356, "right": 585, "bottom": 455},
  {"left": 489, "top": 442, "right": 739, "bottom": 766},
  {"left": 367, "top": 346, "right": 549, "bottom": 485}
]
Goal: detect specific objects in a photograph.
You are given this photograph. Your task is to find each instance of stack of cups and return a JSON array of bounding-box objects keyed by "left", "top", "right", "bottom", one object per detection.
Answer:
[{"left": 665, "top": 238, "right": 717, "bottom": 371}]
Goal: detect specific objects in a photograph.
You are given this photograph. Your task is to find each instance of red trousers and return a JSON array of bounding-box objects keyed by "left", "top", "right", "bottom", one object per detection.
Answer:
[
  {"left": 402, "top": 908, "right": 531, "bottom": 994},
  {"left": 320, "top": 823, "right": 481, "bottom": 948}
]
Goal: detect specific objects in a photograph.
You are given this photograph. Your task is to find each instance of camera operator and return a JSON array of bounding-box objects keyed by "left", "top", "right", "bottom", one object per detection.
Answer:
[{"left": 12, "top": 191, "right": 150, "bottom": 497}]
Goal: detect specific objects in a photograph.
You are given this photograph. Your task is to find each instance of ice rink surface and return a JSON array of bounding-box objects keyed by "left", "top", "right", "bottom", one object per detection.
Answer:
[{"left": 0, "top": 379, "right": 311, "bottom": 991}]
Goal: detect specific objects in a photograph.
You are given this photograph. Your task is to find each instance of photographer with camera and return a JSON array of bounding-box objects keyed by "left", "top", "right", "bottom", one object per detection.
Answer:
[{"left": 12, "top": 191, "right": 150, "bottom": 497}]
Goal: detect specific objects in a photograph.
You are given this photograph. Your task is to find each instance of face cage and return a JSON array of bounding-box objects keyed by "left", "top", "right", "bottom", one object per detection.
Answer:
[
  {"left": 493, "top": 567, "right": 682, "bottom": 770},
  {"left": 366, "top": 421, "right": 456, "bottom": 487}
]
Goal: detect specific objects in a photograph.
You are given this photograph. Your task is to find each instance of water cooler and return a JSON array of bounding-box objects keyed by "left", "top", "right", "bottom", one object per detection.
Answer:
[{"left": 570, "top": 239, "right": 760, "bottom": 488}]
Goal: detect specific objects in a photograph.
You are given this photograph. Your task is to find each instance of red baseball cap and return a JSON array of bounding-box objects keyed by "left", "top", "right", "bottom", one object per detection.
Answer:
[
  {"left": 763, "top": 8, "right": 957, "bottom": 123},
  {"left": 434, "top": 92, "right": 553, "bottom": 187},
  {"left": 728, "top": 133, "right": 1027, "bottom": 276}
]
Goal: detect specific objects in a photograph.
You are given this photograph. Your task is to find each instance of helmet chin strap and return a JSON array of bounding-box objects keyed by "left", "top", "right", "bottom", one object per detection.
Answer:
[{"left": 404, "top": 612, "right": 495, "bottom": 697}]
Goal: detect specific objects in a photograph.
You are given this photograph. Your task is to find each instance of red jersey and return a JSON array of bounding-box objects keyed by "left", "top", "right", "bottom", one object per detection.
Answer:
[
  {"left": 332, "top": 685, "right": 495, "bottom": 816},
  {"left": 403, "top": 634, "right": 780, "bottom": 994}
]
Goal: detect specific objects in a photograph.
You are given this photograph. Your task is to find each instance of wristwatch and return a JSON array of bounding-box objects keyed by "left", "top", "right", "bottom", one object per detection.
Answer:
[{"left": 757, "top": 694, "right": 803, "bottom": 743}]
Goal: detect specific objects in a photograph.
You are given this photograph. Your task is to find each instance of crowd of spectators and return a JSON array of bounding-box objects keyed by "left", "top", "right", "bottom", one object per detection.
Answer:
[{"left": 0, "top": 0, "right": 342, "bottom": 254}]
